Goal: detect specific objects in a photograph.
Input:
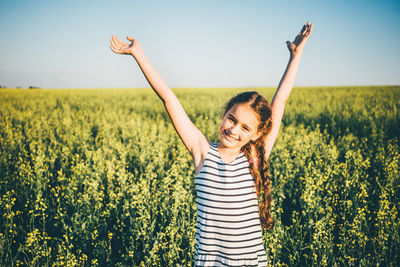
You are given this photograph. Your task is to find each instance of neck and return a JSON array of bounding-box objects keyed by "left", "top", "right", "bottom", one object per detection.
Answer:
[{"left": 217, "top": 143, "right": 242, "bottom": 160}]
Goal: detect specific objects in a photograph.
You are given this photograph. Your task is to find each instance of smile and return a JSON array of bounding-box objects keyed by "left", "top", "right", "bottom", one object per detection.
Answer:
[{"left": 223, "top": 130, "right": 239, "bottom": 141}]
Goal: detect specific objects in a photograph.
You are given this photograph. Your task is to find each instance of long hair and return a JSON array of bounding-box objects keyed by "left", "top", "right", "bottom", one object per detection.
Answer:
[{"left": 224, "top": 91, "right": 274, "bottom": 230}]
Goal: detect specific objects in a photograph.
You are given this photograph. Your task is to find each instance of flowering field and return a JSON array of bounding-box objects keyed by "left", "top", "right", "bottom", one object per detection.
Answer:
[{"left": 0, "top": 86, "right": 399, "bottom": 266}]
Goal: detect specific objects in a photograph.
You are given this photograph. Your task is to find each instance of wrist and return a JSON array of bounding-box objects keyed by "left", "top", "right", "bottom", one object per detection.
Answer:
[
  {"left": 289, "top": 51, "right": 303, "bottom": 60},
  {"left": 131, "top": 44, "right": 143, "bottom": 57}
]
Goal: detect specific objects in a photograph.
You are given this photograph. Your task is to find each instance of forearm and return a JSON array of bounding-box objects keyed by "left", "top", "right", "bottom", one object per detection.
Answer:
[
  {"left": 272, "top": 52, "right": 303, "bottom": 105},
  {"left": 131, "top": 46, "right": 174, "bottom": 102}
]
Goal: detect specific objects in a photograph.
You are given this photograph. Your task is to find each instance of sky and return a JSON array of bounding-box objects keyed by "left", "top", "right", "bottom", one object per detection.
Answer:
[{"left": 0, "top": 0, "right": 399, "bottom": 89}]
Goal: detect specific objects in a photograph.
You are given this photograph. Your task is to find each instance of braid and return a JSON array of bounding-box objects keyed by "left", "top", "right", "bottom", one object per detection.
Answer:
[
  {"left": 241, "top": 131, "right": 273, "bottom": 230},
  {"left": 224, "top": 91, "right": 274, "bottom": 230}
]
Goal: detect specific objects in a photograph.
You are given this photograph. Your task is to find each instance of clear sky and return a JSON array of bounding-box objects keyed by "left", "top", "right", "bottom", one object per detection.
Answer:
[{"left": 0, "top": 0, "right": 399, "bottom": 88}]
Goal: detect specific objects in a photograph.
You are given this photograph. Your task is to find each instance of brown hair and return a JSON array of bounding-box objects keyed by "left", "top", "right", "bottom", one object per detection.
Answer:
[{"left": 224, "top": 91, "right": 273, "bottom": 230}]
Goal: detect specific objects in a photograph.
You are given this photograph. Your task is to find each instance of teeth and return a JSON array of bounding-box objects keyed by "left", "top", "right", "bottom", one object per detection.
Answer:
[{"left": 224, "top": 130, "right": 237, "bottom": 141}]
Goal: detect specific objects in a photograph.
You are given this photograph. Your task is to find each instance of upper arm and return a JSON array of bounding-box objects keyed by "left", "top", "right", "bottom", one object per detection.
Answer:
[{"left": 264, "top": 96, "right": 287, "bottom": 159}]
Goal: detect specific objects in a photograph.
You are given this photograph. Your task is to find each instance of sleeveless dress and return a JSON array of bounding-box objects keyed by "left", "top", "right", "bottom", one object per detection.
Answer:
[{"left": 194, "top": 143, "right": 268, "bottom": 266}]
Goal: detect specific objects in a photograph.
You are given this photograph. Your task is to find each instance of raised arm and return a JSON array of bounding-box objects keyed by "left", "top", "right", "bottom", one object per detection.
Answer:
[
  {"left": 264, "top": 22, "right": 313, "bottom": 158},
  {"left": 110, "top": 36, "right": 209, "bottom": 170}
]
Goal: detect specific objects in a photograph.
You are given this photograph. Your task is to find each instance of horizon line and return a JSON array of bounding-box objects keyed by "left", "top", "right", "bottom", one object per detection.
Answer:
[{"left": 1, "top": 84, "right": 400, "bottom": 90}]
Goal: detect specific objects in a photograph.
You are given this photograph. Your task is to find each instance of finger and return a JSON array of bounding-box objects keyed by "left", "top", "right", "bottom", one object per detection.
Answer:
[
  {"left": 126, "top": 36, "right": 135, "bottom": 43},
  {"left": 112, "top": 35, "right": 125, "bottom": 46},
  {"left": 306, "top": 22, "right": 311, "bottom": 34},
  {"left": 299, "top": 24, "right": 306, "bottom": 35},
  {"left": 302, "top": 25, "right": 309, "bottom": 37},
  {"left": 305, "top": 23, "right": 314, "bottom": 37},
  {"left": 111, "top": 35, "right": 121, "bottom": 47},
  {"left": 308, "top": 23, "right": 314, "bottom": 36},
  {"left": 111, "top": 35, "right": 120, "bottom": 44},
  {"left": 110, "top": 42, "right": 120, "bottom": 53},
  {"left": 110, "top": 37, "right": 120, "bottom": 50},
  {"left": 303, "top": 24, "right": 309, "bottom": 35},
  {"left": 112, "top": 36, "right": 125, "bottom": 48},
  {"left": 109, "top": 45, "right": 119, "bottom": 54},
  {"left": 302, "top": 21, "right": 310, "bottom": 34}
]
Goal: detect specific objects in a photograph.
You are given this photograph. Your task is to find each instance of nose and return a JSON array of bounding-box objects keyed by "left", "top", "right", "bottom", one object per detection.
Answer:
[{"left": 229, "top": 124, "right": 240, "bottom": 135}]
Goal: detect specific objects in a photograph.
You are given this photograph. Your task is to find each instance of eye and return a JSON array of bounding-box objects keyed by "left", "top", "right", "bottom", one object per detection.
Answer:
[
  {"left": 227, "top": 116, "right": 236, "bottom": 123},
  {"left": 242, "top": 126, "right": 250, "bottom": 132}
]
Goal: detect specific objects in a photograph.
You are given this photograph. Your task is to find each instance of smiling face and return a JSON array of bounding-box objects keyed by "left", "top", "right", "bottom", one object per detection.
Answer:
[{"left": 219, "top": 103, "right": 261, "bottom": 151}]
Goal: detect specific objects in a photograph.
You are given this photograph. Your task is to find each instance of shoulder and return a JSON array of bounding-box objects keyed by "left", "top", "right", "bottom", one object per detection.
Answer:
[{"left": 209, "top": 142, "right": 218, "bottom": 149}]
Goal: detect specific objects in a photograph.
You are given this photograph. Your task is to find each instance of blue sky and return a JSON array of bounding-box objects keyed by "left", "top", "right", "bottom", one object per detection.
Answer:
[{"left": 0, "top": 0, "right": 399, "bottom": 88}]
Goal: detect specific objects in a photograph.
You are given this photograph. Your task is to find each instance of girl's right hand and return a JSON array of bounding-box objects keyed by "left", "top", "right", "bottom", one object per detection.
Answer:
[{"left": 110, "top": 35, "right": 139, "bottom": 55}]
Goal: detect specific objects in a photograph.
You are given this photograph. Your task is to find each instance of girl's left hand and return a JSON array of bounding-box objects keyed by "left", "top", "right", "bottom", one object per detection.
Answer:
[{"left": 287, "top": 21, "right": 313, "bottom": 57}]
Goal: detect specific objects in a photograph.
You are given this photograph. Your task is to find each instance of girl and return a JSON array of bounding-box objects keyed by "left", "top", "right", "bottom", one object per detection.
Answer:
[{"left": 110, "top": 21, "right": 313, "bottom": 266}]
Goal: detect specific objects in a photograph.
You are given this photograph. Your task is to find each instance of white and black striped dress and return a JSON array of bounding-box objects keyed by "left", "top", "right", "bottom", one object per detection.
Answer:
[{"left": 194, "top": 143, "right": 268, "bottom": 266}]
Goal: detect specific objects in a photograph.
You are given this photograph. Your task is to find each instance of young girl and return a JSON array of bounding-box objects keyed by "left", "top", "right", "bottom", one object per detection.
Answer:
[{"left": 110, "top": 22, "right": 313, "bottom": 266}]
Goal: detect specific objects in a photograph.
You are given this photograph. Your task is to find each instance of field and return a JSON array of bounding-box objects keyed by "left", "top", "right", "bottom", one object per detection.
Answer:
[{"left": 0, "top": 86, "right": 399, "bottom": 266}]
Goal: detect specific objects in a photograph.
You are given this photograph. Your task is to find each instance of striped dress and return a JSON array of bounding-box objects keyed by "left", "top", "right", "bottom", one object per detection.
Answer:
[{"left": 194, "top": 143, "right": 268, "bottom": 266}]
